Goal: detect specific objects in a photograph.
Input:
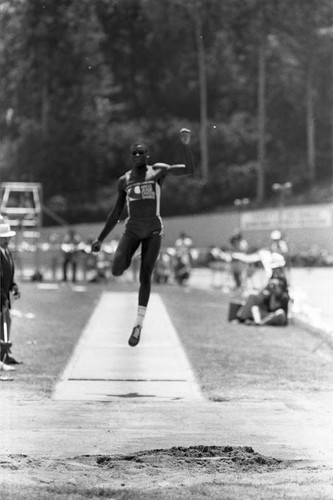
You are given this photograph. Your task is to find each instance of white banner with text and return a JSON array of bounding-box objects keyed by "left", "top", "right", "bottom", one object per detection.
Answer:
[{"left": 241, "top": 205, "right": 332, "bottom": 231}]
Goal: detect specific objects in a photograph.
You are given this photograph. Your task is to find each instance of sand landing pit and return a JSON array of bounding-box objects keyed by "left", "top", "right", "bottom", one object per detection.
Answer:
[
  {"left": 96, "top": 445, "right": 289, "bottom": 474},
  {"left": 1, "top": 446, "right": 325, "bottom": 499}
]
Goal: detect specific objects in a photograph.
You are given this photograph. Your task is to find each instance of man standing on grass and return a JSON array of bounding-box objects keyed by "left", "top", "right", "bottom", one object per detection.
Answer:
[
  {"left": 92, "top": 128, "right": 194, "bottom": 347},
  {"left": 0, "top": 221, "right": 21, "bottom": 373}
]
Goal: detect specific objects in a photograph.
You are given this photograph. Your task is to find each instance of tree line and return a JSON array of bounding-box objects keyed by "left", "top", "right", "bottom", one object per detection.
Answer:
[{"left": 0, "top": 0, "right": 332, "bottom": 224}]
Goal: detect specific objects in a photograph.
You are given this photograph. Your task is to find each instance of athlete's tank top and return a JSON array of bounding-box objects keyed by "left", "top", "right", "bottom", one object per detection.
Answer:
[{"left": 123, "top": 166, "right": 162, "bottom": 219}]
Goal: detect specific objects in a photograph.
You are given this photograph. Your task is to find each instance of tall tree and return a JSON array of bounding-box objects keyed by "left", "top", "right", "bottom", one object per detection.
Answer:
[
  {"left": 278, "top": 0, "right": 333, "bottom": 186},
  {"left": 1, "top": 0, "right": 332, "bottom": 222}
]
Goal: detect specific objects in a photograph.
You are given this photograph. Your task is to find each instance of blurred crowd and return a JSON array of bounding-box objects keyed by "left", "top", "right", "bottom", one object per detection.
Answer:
[
  {"left": 7, "top": 227, "right": 291, "bottom": 299},
  {"left": 5, "top": 225, "right": 333, "bottom": 288}
]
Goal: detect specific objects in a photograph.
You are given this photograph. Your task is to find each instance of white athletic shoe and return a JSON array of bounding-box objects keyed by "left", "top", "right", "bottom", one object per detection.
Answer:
[{"left": 0, "top": 361, "right": 16, "bottom": 372}]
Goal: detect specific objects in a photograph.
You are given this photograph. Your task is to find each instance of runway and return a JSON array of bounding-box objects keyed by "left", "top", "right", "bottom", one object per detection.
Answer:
[{"left": 53, "top": 292, "right": 202, "bottom": 402}]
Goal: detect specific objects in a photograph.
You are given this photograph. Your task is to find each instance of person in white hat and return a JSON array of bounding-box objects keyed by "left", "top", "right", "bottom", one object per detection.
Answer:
[
  {"left": 0, "top": 221, "right": 21, "bottom": 369},
  {"left": 269, "top": 229, "right": 291, "bottom": 283},
  {"left": 270, "top": 230, "right": 289, "bottom": 260}
]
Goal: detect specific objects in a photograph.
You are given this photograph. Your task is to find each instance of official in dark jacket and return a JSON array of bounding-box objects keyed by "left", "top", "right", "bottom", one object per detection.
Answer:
[{"left": 0, "top": 222, "right": 21, "bottom": 364}]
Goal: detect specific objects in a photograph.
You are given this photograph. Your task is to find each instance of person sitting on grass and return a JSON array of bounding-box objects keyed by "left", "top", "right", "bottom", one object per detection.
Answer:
[{"left": 236, "top": 276, "right": 290, "bottom": 326}]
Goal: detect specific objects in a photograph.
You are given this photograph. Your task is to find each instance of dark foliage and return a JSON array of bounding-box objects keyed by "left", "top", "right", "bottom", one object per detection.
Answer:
[{"left": 0, "top": 0, "right": 332, "bottom": 223}]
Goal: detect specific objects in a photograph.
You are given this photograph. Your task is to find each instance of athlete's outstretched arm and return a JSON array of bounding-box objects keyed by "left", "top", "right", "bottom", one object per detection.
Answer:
[
  {"left": 152, "top": 128, "right": 194, "bottom": 177},
  {"left": 91, "top": 179, "right": 126, "bottom": 252}
]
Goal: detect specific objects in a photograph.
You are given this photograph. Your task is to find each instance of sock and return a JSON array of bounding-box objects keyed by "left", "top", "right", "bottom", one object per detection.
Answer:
[
  {"left": 251, "top": 305, "right": 261, "bottom": 324},
  {"left": 135, "top": 306, "right": 147, "bottom": 327}
]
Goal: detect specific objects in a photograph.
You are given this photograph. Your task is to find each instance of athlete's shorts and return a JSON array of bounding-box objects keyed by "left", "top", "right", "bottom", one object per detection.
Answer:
[{"left": 124, "top": 216, "right": 163, "bottom": 240}]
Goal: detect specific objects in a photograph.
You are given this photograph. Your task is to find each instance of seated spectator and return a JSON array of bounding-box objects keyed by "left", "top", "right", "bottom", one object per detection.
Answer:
[{"left": 236, "top": 276, "right": 290, "bottom": 326}]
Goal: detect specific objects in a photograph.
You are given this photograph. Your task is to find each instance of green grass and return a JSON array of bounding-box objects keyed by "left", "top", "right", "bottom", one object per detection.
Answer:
[
  {"left": 3, "top": 280, "right": 333, "bottom": 403},
  {"left": 1, "top": 282, "right": 103, "bottom": 399}
]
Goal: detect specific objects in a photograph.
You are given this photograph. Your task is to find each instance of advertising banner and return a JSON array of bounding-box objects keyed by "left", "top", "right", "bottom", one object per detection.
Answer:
[{"left": 241, "top": 205, "right": 332, "bottom": 231}]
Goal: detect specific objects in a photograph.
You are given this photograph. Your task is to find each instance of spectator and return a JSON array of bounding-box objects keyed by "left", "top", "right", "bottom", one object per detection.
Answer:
[
  {"left": 175, "top": 232, "right": 193, "bottom": 253},
  {"left": 61, "top": 228, "right": 82, "bottom": 283},
  {"left": 174, "top": 232, "right": 193, "bottom": 286},
  {"left": 270, "top": 230, "right": 289, "bottom": 266},
  {"left": 48, "top": 232, "right": 61, "bottom": 280},
  {"left": 229, "top": 231, "right": 249, "bottom": 289},
  {"left": 153, "top": 250, "right": 173, "bottom": 284},
  {"left": 81, "top": 238, "right": 98, "bottom": 282},
  {"left": 173, "top": 248, "right": 191, "bottom": 285},
  {"left": 236, "top": 275, "right": 290, "bottom": 326},
  {"left": 207, "top": 246, "right": 230, "bottom": 289},
  {"left": 0, "top": 221, "right": 21, "bottom": 368}
]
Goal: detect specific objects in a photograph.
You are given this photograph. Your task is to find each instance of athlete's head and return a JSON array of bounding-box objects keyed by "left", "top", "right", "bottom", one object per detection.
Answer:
[{"left": 130, "top": 142, "right": 149, "bottom": 167}]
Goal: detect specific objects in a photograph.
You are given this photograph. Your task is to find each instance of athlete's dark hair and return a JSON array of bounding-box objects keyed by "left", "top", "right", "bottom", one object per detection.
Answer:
[{"left": 130, "top": 142, "right": 149, "bottom": 154}]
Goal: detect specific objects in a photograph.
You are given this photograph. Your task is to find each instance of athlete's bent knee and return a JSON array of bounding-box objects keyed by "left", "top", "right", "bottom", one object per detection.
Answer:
[
  {"left": 112, "top": 260, "right": 126, "bottom": 277},
  {"left": 112, "top": 267, "right": 123, "bottom": 277}
]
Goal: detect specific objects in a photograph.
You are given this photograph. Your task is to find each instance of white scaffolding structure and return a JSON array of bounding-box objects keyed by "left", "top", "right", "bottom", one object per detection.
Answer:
[
  {"left": 0, "top": 182, "right": 42, "bottom": 227},
  {"left": 0, "top": 182, "right": 43, "bottom": 280}
]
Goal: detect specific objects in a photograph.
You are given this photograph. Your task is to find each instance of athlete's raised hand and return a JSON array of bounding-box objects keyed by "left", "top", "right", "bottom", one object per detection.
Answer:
[{"left": 180, "top": 128, "right": 191, "bottom": 145}]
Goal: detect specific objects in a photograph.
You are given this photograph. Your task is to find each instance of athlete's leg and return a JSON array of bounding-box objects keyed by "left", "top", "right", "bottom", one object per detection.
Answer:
[
  {"left": 138, "top": 233, "right": 162, "bottom": 306},
  {"left": 128, "top": 233, "right": 161, "bottom": 347},
  {"left": 237, "top": 293, "right": 265, "bottom": 321},
  {"left": 112, "top": 233, "right": 140, "bottom": 277}
]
